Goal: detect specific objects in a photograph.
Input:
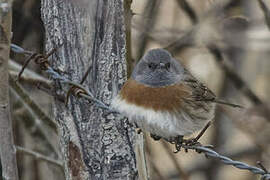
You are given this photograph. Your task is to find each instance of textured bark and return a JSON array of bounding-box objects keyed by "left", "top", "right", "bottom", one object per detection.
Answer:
[
  {"left": 41, "top": 0, "right": 137, "bottom": 179},
  {"left": 0, "top": 0, "right": 19, "bottom": 180}
]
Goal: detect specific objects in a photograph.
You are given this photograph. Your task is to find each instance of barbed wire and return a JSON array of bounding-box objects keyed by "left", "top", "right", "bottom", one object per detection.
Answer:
[
  {"left": 10, "top": 43, "right": 270, "bottom": 180},
  {"left": 181, "top": 144, "right": 270, "bottom": 180},
  {"left": 11, "top": 44, "right": 111, "bottom": 111}
]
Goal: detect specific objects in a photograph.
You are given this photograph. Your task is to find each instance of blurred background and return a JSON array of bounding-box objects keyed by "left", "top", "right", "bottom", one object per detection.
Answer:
[{"left": 10, "top": 0, "right": 270, "bottom": 179}]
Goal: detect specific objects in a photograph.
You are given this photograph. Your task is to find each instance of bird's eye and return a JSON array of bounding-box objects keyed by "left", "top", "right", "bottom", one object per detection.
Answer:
[
  {"left": 165, "top": 63, "right": 170, "bottom": 70},
  {"left": 148, "top": 63, "right": 156, "bottom": 70}
]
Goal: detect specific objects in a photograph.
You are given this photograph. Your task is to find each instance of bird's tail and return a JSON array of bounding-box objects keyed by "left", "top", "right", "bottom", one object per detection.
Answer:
[{"left": 213, "top": 99, "right": 244, "bottom": 108}]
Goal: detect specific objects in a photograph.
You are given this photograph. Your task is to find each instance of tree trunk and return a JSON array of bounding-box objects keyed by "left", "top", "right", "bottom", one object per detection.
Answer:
[
  {"left": 41, "top": 0, "right": 137, "bottom": 179},
  {"left": 0, "top": 0, "right": 19, "bottom": 180}
]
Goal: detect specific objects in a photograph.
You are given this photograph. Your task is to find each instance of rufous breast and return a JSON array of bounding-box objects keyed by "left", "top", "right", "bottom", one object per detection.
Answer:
[{"left": 119, "top": 78, "right": 191, "bottom": 112}]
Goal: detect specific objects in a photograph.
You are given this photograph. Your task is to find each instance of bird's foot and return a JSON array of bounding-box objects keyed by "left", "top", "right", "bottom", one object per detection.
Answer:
[
  {"left": 173, "top": 135, "right": 184, "bottom": 153},
  {"left": 174, "top": 121, "right": 212, "bottom": 153},
  {"left": 173, "top": 136, "right": 202, "bottom": 153},
  {"left": 134, "top": 123, "right": 142, "bottom": 134},
  {"left": 150, "top": 134, "right": 161, "bottom": 141},
  {"left": 136, "top": 128, "right": 142, "bottom": 134}
]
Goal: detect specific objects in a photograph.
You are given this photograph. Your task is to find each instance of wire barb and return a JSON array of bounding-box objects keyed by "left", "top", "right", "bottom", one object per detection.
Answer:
[
  {"left": 15, "top": 43, "right": 64, "bottom": 82},
  {"left": 257, "top": 161, "right": 269, "bottom": 174}
]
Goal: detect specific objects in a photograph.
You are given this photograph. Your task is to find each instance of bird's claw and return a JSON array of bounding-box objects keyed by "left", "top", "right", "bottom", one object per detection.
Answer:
[
  {"left": 174, "top": 121, "right": 212, "bottom": 153},
  {"left": 150, "top": 134, "right": 161, "bottom": 141},
  {"left": 173, "top": 137, "right": 202, "bottom": 153},
  {"left": 136, "top": 128, "right": 142, "bottom": 134}
]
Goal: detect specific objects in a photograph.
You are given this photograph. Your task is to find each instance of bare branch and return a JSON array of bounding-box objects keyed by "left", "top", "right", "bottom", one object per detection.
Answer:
[
  {"left": 135, "top": 133, "right": 149, "bottom": 180},
  {"left": 0, "top": 1, "right": 19, "bottom": 179},
  {"left": 135, "top": 0, "right": 161, "bottom": 60},
  {"left": 161, "top": 141, "right": 190, "bottom": 180},
  {"left": 9, "top": 77, "right": 57, "bottom": 131},
  {"left": 257, "top": 0, "right": 270, "bottom": 30},
  {"left": 176, "top": 0, "right": 198, "bottom": 24},
  {"left": 10, "top": 84, "right": 59, "bottom": 156},
  {"left": 16, "top": 146, "right": 63, "bottom": 168},
  {"left": 207, "top": 44, "right": 264, "bottom": 106}
]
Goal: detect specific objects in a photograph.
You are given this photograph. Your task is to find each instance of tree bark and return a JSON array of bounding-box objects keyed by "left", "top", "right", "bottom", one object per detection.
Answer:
[
  {"left": 0, "top": 0, "right": 19, "bottom": 180},
  {"left": 41, "top": 0, "right": 137, "bottom": 179}
]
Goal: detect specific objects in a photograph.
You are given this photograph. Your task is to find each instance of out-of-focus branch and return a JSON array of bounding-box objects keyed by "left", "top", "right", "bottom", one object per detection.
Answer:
[
  {"left": 257, "top": 0, "right": 270, "bottom": 30},
  {"left": 16, "top": 146, "right": 63, "bottom": 168},
  {"left": 161, "top": 141, "right": 189, "bottom": 180},
  {"left": 9, "top": 77, "right": 57, "bottom": 131},
  {"left": 9, "top": 71, "right": 52, "bottom": 89},
  {"left": 135, "top": 133, "right": 149, "bottom": 180},
  {"left": 176, "top": 0, "right": 198, "bottom": 24},
  {"left": 165, "top": 0, "right": 251, "bottom": 55},
  {"left": 221, "top": 105, "right": 270, "bottom": 150},
  {"left": 207, "top": 44, "right": 264, "bottom": 106},
  {"left": 0, "top": 1, "right": 19, "bottom": 179},
  {"left": 148, "top": 155, "right": 167, "bottom": 180},
  {"left": 10, "top": 84, "right": 59, "bottom": 157},
  {"left": 124, "top": 0, "right": 133, "bottom": 77},
  {"left": 164, "top": 0, "right": 236, "bottom": 55},
  {"left": 9, "top": 60, "right": 64, "bottom": 102},
  {"left": 164, "top": 29, "right": 195, "bottom": 54},
  {"left": 135, "top": 0, "right": 161, "bottom": 60}
]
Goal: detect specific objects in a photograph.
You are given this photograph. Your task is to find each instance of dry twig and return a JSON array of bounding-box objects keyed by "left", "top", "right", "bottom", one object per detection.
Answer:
[{"left": 16, "top": 146, "right": 63, "bottom": 168}]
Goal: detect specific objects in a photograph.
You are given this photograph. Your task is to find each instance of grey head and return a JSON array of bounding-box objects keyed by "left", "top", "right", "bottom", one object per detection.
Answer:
[{"left": 131, "top": 48, "right": 184, "bottom": 87}]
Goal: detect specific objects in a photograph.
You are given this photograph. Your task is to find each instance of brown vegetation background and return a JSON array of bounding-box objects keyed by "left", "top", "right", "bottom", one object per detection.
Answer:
[{"left": 9, "top": 0, "right": 270, "bottom": 179}]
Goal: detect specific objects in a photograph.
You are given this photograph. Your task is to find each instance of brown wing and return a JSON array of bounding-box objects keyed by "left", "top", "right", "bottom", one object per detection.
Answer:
[
  {"left": 182, "top": 68, "right": 216, "bottom": 102},
  {"left": 181, "top": 68, "right": 243, "bottom": 108}
]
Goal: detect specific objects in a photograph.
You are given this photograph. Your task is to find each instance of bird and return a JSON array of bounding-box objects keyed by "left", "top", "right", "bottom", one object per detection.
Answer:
[{"left": 110, "top": 48, "right": 241, "bottom": 150}]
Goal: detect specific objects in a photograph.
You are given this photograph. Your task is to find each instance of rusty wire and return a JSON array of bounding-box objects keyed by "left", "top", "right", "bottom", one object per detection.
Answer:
[{"left": 10, "top": 43, "right": 270, "bottom": 180}]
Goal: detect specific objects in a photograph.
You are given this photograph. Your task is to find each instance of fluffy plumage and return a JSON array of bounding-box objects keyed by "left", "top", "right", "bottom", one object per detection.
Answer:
[{"left": 111, "top": 48, "right": 216, "bottom": 139}]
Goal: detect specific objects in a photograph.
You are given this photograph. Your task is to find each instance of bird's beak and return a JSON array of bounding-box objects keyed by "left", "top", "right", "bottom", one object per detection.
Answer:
[{"left": 159, "top": 63, "right": 165, "bottom": 69}]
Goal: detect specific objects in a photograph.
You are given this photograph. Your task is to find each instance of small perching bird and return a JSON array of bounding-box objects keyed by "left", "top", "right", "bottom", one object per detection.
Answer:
[{"left": 111, "top": 49, "right": 241, "bottom": 150}]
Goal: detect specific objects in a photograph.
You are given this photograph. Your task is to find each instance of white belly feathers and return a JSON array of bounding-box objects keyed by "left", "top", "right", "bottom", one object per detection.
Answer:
[{"left": 111, "top": 95, "right": 210, "bottom": 139}]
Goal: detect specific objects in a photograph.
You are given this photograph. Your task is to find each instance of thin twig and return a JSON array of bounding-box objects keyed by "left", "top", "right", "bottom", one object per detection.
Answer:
[
  {"left": 9, "top": 71, "right": 52, "bottom": 89},
  {"left": 176, "top": 0, "right": 198, "bottom": 24},
  {"left": 0, "top": 1, "right": 19, "bottom": 178},
  {"left": 257, "top": 0, "right": 270, "bottom": 30},
  {"left": 10, "top": 89, "right": 59, "bottom": 157},
  {"left": 207, "top": 44, "right": 264, "bottom": 106},
  {"left": 9, "top": 77, "right": 57, "bottom": 131},
  {"left": 161, "top": 141, "right": 190, "bottom": 180},
  {"left": 165, "top": 0, "right": 236, "bottom": 55},
  {"left": 193, "top": 121, "right": 212, "bottom": 142},
  {"left": 135, "top": 133, "right": 149, "bottom": 180},
  {"left": 16, "top": 146, "right": 63, "bottom": 168},
  {"left": 147, "top": 155, "right": 167, "bottom": 180},
  {"left": 135, "top": 0, "right": 161, "bottom": 60}
]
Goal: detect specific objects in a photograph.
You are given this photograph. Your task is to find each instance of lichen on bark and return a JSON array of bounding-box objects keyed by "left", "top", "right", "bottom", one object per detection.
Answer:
[{"left": 41, "top": 0, "right": 137, "bottom": 179}]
